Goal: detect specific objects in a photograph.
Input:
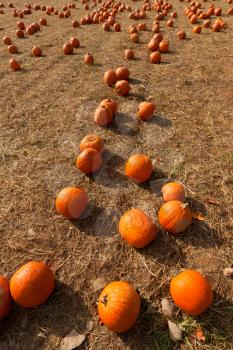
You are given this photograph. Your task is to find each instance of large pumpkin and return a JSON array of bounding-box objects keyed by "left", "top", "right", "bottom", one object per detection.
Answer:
[
  {"left": 170, "top": 270, "right": 213, "bottom": 315},
  {"left": 10, "top": 261, "right": 55, "bottom": 308},
  {"left": 98, "top": 281, "right": 140, "bottom": 333},
  {"left": 161, "top": 182, "right": 185, "bottom": 202},
  {"left": 119, "top": 208, "right": 158, "bottom": 248},
  {"left": 76, "top": 148, "right": 102, "bottom": 174},
  {"left": 158, "top": 200, "right": 192, "bottom": 234},
  {"left": 56, "top": 187, "right": 88, "bottom": 219},
  {"left": 0, "top": 276, "right": 11, "bottom": 319},
  {"left": 80, "top": 134, "right": 104, "bottom": 153},
  {"left": 125, "top": 154, "right": 152, "bottom": 183}
]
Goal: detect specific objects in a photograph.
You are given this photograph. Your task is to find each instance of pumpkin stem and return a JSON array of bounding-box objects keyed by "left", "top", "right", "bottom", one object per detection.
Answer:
[
  {"left": 101, "top": 294, "right": 108, "bottom": 306},
  {"left": 181, "top": 202, "right": 189, "bottom": 209}
]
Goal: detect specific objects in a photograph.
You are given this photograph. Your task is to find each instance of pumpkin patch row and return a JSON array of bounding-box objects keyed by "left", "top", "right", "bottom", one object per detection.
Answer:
[{"left": 0, "top": 264, "right": 213, "bottom": 334}]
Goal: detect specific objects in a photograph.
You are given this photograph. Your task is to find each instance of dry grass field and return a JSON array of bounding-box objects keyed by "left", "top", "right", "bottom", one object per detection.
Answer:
[{"left": 0, "top": 0, "right": 233, "bottom": 348}]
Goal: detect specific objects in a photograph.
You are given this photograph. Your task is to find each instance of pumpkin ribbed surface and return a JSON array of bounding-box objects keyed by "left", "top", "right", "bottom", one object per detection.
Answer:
[
  {"left": 98, "top": 281, "right": 140, "bottom": 333},
  {"left": 125, "top": 154, "right": 152, "bottom": 183}
]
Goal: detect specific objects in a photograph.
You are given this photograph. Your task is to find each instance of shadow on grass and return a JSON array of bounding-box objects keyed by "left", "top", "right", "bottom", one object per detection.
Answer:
[{"left": 0, "top": 282, "right": 90, "bottom": 350}]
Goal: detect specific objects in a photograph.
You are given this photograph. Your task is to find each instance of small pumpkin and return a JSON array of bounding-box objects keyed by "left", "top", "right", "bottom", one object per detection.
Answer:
[
  {"left": 69, "top": 37, "right": 80, "bottom": 48},
  {"left": 3, "top": 36, "right": 12, "bottom": 45},
  {"left": 203, "top": 19, "right": 211, "bottom": 28},
  {"left": 125, "top": 154, "right": 152, "bottom": 183},
  {"left": 158, "top": 200, "right": 192, "bottom": 234},
  {"left": 159, "top": 40, "right": 169, "bottom": 53},
  {"left": 150, "top": 51, "right": 161, "bottom": 64},
  {"left": 130, "top": 33, "right": 139, "bottom": 43},
  {"left": 32, "top": 46, "right": 42, "bottom": 57},
  {"left": 212, "top": 21, "right": 221, "bottom": 32},
  {"left": 9, "top": 58, "right": 21, "bottom": 71},
  {"left": 119, "top": 208, "right": 158, "bottom": 248},
  {"left": 170, "top": 270, "right": 213, "bottom": 315},
  {"left": 100, "top": 98, "right": 118, "bottom": 114},
  {"left": 116, "top": 80, "right": 130, "bottom": 96},
  {"left": 124, "top": 48, "right": 134, "bottom": 59},
  {"left": 56, "top": 187, "right": 88, "bottom": 219},
  {"left": 161, "top": 182, "right": 185, "bottom": 202},
  {"left": 167, "top": 19, "right": 174, "bottom": 27},
  {"left": 103, "top": 22, "right": 110, "bottom": 31},
  {"left": 98, "top": 281, "right": 140, "bottom": 333},
  {"left": 80, "top": 134, "right": 104, "bottom": 153},
  {"left": 94, "top": 105, "right": 113, "bottom": 126},
  {"left": 137, "top": 101, "right": 156, "bottom": 121},
  {"left": 148, "top": 38, "right": 159, "bottom": 52},
  {"left": 177, "top": 30, "right": 186, "bottom": 39},
  {"left": 0, "top": 276, "right": 11, "bottom": 319},
  {"left": 192, "top": 25, "right": 202, "bottom": 33},
  {"left": 10, "top": 261, "right": 55, "bottom": 308},
  {"left": 115, "top": 66, "right": 130, "bottom": 81},
  {"left": 72, "top": 20, "right": 80, "bottom": 28},
  {"left": 104, "top": 69, "right": 117, "bottom": 86},
  {"left": 84, "top": 53, "right": 94, "bottom": 65},
  {"left": 76, "top": 148, "right": 102, "bottom": 174},
  {"left": 16, "top": 29, "right": 24, "bottom": 38},
  {"left": 63, "top": 42, "right": 73, "bottom": 55},
  {"left": 8, "top": 44, "right": 18, "bottom": 54},
  {"left": 114, "top": 22, "right": 121, "bottom": 31},
  {"left": 39, "top": 17, "right": 47, "bottom": 26}
]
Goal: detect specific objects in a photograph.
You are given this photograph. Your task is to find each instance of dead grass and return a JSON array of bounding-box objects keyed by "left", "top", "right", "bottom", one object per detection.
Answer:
[{"left": 0, "top": 0, "right": 233, "bottom": 349}]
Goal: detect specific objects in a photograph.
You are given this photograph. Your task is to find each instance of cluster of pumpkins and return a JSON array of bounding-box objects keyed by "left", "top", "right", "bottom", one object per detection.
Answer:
[{"left": 53, "top": 94, "right": 213, "bottom": 332}]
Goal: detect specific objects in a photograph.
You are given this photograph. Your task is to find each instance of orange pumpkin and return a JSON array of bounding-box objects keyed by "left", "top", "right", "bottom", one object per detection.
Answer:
[
  {"left": 39, "top": 17, "right": 47, "bottom": 26},
  {"left": 9, "top": 58, "right": 21, "bottom": 71},
  {"left": 170, "top": 270, "right": 213, "bottom": 315},
  {"left": 130, "top": 33, "right": 139, "bottom": 43},
  {"left": 104, "top": 69, "right": 117, "bottom": 86},
  {"left": 10, "top": 261, "right": 54, "bottom": 308},
  {"left": 177, "top": 30, "right": 186, "bottom": 39},
  {"left": 124, "top": 49, "right": 134, "bottom": 59},
  {"left": 159, "top": 40, "right": 169, "bottom": 53},
  {"left": 114, "top": 22, "right": 121, "bottom": 31},
  {"left": 69, "top": 37, "right": 80, "bottom": 48},
  {"left": 0, "top": 276, "right": 11, "bottom": 319},
  {"left": 115, "top": 80, "right": 130, "bottom": 96},
  {"left": 80, "top": 134, "right": 104, "bottom": 153},
  {"left": 56, "top": 187, "right": 88, "bottom": 219},
  {"left": 63, "top": 42, "right": 73, "bottom": 55},
  {"left": 84, "top": 53, "right": 94, "bottom": 65},
  {"left": 32, "top": 46, "right": 42, "bottom": 57},
  {"left": 8, "top": 44, "right": 18, "bottom": 54},
  {"left": 158, "top": 200, "right": 192, "bottom": 234},
  {"left": 148, "top": 38, "right": 159, "bottom": 52},
  {"left": 115, "top": 67, "right": 130, "bottom": 81},
  {"left": 16, "top": 29, "right": 24, "bottom": 38},
  {"left": 137, "top": 101, "right": 156, "bottom": 121},
  {"left": 3, "top": 36, "right": 12, "bottom": 45},
  {"left": 150, "top": 51, "right": 161, "bottom": 64},
  {"left": 212, "top": 21, "right": 221, "bottom": 32},
  {"left": 94, "top": 105, "right": 113, "bottom": 126},
  {"left": 76, "top": 148, "right": 102, "bottom": 174},
  {"left": 98, "top": 281, "right": 140, "bottom": 333},
  {"left": 100, "top": 98, "right": 118, "bottom": 115},
  {"left": 167, "top": 19, "right": 174, "bottom": 27},
  {"left": 161, "top": 182, "right": 185, "bottom": 202},
  {"left": 72, "top": 20, "right": 80, "bottom": 27},
  {"left": 119, "top": 208, "right": 158, "bottom": 248},
  {"left": 192, "top": 25, "right": 202, "bottom": 33},
  {"left": 125, "top": 154, "right": 152, "bottom": 183}
]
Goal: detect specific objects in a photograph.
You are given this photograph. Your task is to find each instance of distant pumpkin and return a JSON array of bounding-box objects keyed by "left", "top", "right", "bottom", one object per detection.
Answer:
[
  {"left": 104, "top": 69, "right": 117, "bottom": 86},
  {"left": 56, "top": 187, "right": 88, "bottom": 219},
  {"left": 80, "top": 134, "right": 104, "bottom": 153},
  {"left": 125, "top": 154, "right": 152, "bottom": 183},
  {"left": 119, "top": 208, "right": 158, "bottom": 248},
  {"left": 100, "top": 98, "right": 118, "bottom": 115},
  {"left": 94, "top": 105, "right": 113, "bottom": 126},
  {"left": 115, "top": 80, "right": 131, "bottom": 96},
  {"left": 137, "top": 102, "right": 156, "bottom": 121},
  {"left": 76, "top": 148, "right": 102, "bottom": 174},
  {"left": 115, "top": 67, "right": 130, "bottom": 81},
  {"left": 161, "top": 182, "right": 185, "bottom": 202}
]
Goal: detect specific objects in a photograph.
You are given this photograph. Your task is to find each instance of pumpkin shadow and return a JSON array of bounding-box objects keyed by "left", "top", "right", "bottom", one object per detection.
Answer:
[
  {"left": 176, "top": 197, "right": 222, "bottom": 249},
  {"left": 129, "top": 78, "right": 142, "bottom": 85},
  {"left": 119, "top": 296, "right": 172, "bottom": 350},
  {"left": 110, "top": 112, "right": 139, "bottom": 136},
  {"left": 71, "top": 202, "right": 118, "bottom": 237},
  {"left": 94, "top": 150, "right": 129, "bottom": 189},
  {"left": 141, "top": 170, "right": 168, "bottom": 195},
  {"left": 149, "top": 114, "right": 173, "bottom": 128},
  {"left": 0, "top": 282, "right": 90, "bottom": 350}
]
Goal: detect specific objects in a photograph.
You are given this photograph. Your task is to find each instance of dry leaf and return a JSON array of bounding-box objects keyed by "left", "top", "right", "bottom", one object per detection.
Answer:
[
  {"left": 60, "top": 330, "right": 85, "bottom": 350},
  {"left": 205, "top": 197, "right": 220, "bottom": 205},
  {"left": 223, "top": 267, "right": 233, "bottom": 277},
  {"left": 192, "top": 212, "right": 206, "bottom": 221},
  {"left": 194, "top": 328, "right": 205, "bottom": 342}
]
